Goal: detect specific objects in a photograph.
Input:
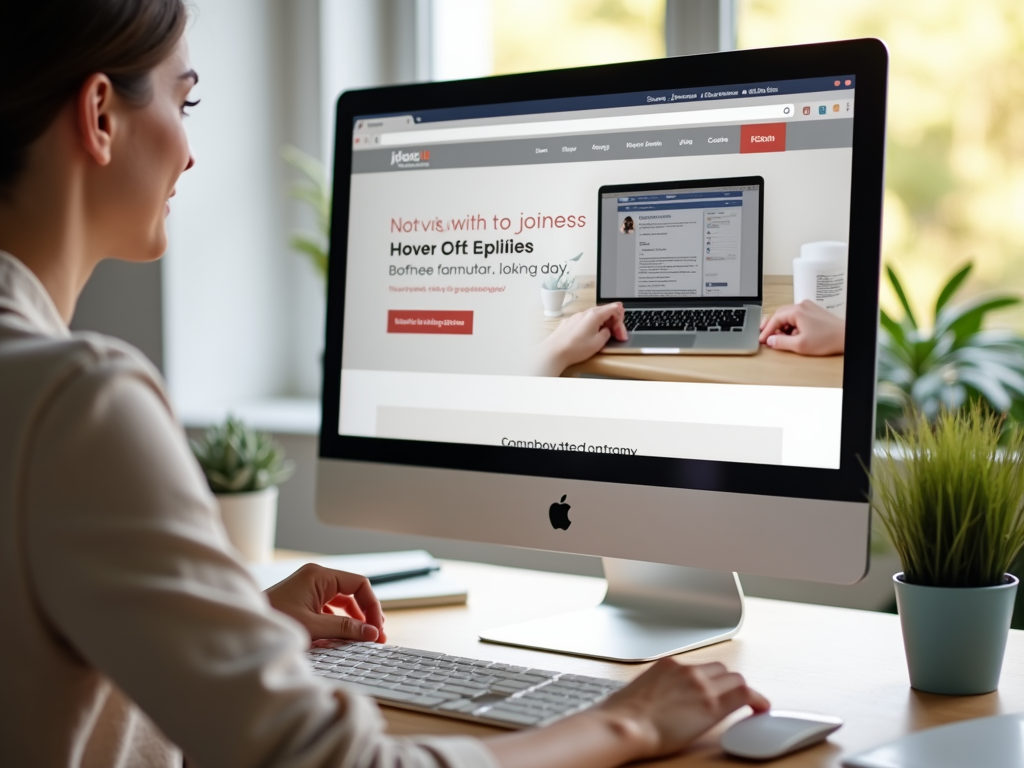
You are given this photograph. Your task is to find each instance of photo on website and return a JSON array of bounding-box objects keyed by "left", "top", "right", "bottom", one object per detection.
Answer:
[{"left": 339, "top": 80, "right": 855, "bottom": 469}]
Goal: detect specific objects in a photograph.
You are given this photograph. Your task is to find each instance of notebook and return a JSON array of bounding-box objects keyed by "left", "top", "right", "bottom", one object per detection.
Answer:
[{"left": 248, "top": 550, "right": 468, "bottom": 609}]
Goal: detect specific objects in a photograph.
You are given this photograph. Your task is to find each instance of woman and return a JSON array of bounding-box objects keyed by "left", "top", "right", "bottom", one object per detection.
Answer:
[{"left": 0, "top": 2, "right": 768, "bottom": 766}]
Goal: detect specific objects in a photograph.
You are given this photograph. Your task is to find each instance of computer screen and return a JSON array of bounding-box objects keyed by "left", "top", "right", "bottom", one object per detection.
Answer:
[
  {"left": 318, "top": 41, "right": 887, "bottom": 608},
  {"left": 338, "top": 76, "right": 854, "bottom": 470}
]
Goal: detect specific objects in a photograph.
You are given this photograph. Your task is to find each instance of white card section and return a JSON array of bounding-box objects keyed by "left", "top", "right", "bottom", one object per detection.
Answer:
[{"left": 341, "top": 370, "right": 843, "bottom": 469}]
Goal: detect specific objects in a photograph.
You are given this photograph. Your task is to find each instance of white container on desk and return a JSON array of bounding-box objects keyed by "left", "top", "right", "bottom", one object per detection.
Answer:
[{"left": 793, "top": 240, "right": 848, "bottom": 318}]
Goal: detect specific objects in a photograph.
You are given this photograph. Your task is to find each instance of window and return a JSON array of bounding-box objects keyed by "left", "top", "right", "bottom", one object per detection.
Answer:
[
  {"left": 492, "top": 0, "right": 665, "bottom": 75},
  {"left": 739, "top": 0, "right": 1024, "bottom": 328}
]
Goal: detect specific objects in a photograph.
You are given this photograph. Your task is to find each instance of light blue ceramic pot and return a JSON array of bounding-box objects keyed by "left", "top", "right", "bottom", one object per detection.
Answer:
[{"left": 893, "top": 573, "right": 1018, "bottom": 695}]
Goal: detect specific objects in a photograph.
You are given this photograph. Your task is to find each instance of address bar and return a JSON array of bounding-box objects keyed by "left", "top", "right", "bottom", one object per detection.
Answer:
[{"left": 379, "top": 103, "right": 794, "bottom": 147}]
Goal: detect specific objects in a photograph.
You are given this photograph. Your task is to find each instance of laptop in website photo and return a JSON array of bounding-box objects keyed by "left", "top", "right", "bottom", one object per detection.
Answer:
[{"left": 597, "top": 176, "right": 764, "bottom": 355}]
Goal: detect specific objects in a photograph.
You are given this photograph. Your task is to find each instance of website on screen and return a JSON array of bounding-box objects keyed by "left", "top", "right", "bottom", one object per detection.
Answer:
[{"left": 340, "top": 77, "right": 855, "bottom": 469}]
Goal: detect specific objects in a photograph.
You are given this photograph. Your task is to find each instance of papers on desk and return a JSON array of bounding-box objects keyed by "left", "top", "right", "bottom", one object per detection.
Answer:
[{"left": 248, "top": 550, "right": 468, "bottom": 610}]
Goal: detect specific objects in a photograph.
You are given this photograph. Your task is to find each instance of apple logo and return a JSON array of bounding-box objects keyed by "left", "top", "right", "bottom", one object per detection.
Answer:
[{"left": 549, "top": 495, "right": 572, "bottom": 530}]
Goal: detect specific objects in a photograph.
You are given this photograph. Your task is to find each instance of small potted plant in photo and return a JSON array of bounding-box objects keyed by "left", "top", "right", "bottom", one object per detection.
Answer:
[
  {"left": 870, "top": 404, "right": 1024, "bottom": 694},
  {"left": 540, "top": 252, "right": 583, "bottom": 317},
  {"left": 191, "top": 416, "right": 295, "bottom": 563}
]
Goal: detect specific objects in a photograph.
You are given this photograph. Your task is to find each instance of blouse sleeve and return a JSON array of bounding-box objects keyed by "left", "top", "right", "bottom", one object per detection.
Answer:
[{"left": 21, "top": 351, "right": 499, "bottom": 768}]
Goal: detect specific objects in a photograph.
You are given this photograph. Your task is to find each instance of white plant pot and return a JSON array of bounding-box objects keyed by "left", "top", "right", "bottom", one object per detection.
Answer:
[{"left": 216, "top": 486, "right": 279, "bottom": 563}]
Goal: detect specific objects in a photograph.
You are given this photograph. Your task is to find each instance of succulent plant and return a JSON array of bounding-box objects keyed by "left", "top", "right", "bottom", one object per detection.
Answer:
[{"left": 190, "top": 416, "right": 295, "bottom": 494}]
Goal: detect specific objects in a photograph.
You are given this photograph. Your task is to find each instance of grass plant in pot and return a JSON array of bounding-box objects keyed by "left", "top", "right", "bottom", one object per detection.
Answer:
[
  {"left": 870, "top": 404, "right": 1024, "bottom": 694},
  {"left": 191, "top": 416, "right": 295, "bottom": 563}
]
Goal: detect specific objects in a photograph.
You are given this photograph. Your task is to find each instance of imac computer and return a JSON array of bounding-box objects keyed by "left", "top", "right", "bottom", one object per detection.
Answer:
[{"left": 317, "top": 39, "right": 888, "bottom": 662}]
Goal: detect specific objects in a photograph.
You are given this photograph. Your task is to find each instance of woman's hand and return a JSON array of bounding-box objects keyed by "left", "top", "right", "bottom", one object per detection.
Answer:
[
  {"left": 759, "top": 300, "right": 845, "bottom": 356},
  {"left": 486, "top": 658, "right": 769, "bottom": 768},
  {"left": 537, "top": 303, "right": 628, "bottom": 376},
  {"left": 265, "top": 563, "right": 386, "bottom": 643},
  {"left": 594, "top": 659, "right": 770, "bottom": 760}
]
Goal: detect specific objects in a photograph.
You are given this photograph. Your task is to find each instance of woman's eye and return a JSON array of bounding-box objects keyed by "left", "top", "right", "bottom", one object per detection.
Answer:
[{"left": 181, "top": 99, "right": 200, "bottom": 116}]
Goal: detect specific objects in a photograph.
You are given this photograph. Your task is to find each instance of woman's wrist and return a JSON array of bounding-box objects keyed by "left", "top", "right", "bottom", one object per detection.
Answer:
[
  {"left": 584, "top": 703, "right": 657, "bottom": 764},
  {"left": 485, "top": 702, "right": 654, "bottom": 768}
]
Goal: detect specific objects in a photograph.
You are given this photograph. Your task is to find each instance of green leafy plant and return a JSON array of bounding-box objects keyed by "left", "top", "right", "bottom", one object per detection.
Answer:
[
  {"left": 877, "top": 262, "right": 1024, "bottom": 435},
  {"left": 191, "top": 416, "right": 295, "bottom": 494},
  {"left": 869, "top": 404, "right": 1024, "bottom": 588},
  {"left": 283, "top": 144, "right": 330, "bottom": 281},
  {"left": 541, "top": 252, "right": 583, "bottom": 291}
]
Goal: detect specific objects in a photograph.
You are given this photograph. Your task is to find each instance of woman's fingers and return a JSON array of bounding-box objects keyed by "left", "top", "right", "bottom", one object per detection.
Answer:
[
  {"left": 758, "top": 305, "right": 800, "bottom": 343},
  {"left": 265, "top": 563, "right": 387, "bottom": 643},
  {"left": 691, "top": 661, "right": 728, "bottom": 679},
  {"left": 326, "top": 593, "right": 365, "bottom": 622},
  {"left": 588, "top": 301, "right": 624, "bottom": 328},
  {"left": 305, "top": 612, "right": 380, "bottom": 642},
  {"left": 324, "top": 570, "right": 385, "bottom": 634},
  {"left": 709, "top": 671, "right": 771, "bottom": 715}
]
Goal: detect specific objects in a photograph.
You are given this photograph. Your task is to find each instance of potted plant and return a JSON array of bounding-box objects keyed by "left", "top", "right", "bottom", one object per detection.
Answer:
[
  {"left": 876, "top": 261, "right": 1024, "bottom": 437},
  {"left": 191, "top": 416, "right": 295, "bottom": 563},
  {"left": 282, "top": 144, "right": 330, "bottom": 282},
  {"left": 540, "top": 252, "right": 583, "bottom": 317},
  {"left": 870, "top": 404, "right": 1024, "bottom": 694}
]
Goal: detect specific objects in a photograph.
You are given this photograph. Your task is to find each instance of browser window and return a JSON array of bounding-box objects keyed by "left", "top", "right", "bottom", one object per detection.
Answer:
[{"left": 339, "top": 76, "right": 855, "bottom": 469}]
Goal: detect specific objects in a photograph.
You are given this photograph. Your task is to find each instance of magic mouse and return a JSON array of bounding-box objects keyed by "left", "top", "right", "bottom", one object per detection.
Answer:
[{"left": 720, "top": 710, "right": 843, "bottom": 760}]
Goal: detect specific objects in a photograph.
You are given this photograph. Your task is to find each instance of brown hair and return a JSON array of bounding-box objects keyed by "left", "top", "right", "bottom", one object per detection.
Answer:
[{"left": 0, "top": 0, "right": 188, "bottom": 190}]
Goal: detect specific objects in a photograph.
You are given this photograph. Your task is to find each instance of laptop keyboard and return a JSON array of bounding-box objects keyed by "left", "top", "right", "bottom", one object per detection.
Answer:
[
  {"left": 624, "top": 308, "right": 746, "bottom": 332},
  {"left": 307, "top": 640, "right": 625, "bottom": 728}
]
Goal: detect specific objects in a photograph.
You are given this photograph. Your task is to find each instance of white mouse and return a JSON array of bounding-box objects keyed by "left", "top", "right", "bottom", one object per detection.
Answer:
[{"left": 720, "top": 710, "right": 843, "bottom": 760}]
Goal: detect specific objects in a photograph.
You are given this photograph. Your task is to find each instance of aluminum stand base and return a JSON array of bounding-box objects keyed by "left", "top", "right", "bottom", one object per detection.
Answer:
[{"left": 479, "top": 558, "right": 745, "bottom": 662}]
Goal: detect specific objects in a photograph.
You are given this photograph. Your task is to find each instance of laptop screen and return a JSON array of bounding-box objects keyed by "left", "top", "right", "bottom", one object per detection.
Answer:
[
  {"left": 598, "top": 179, "right": 763, "bottom": 302},
  {"left": 337, "top": 74, "right": 857, "bottom": 470}
]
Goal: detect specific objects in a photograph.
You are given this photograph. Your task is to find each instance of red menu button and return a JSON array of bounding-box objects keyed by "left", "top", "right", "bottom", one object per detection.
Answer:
[
  {"left": 388, "top": 310, "right": 474, "bottom": 335},
  {"left": 740, "top": 122, "right": 787, "bottom": 153}
]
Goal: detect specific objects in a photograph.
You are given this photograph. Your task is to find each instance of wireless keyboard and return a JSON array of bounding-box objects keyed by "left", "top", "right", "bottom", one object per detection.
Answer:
[{"left": 307, "top": 640, "right": 625, "bottom": 728}]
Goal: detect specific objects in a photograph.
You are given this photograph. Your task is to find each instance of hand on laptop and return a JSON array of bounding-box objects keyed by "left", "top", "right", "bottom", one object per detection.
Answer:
[
  {"left": 265, "top": 563, "right": 387, "bottom": 643},
  {"left": 537, "top": 302, "right": 628, "bottom": 376},
  {"left": 759, "top": 301, "right": 845, "bottom": 356}
]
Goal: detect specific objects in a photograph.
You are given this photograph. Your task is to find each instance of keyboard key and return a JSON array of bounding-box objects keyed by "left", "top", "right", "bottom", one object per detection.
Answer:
[
  {"left": 438, "top": 699, "right": 477, "bottom": 713},
  {"left": 480, "top": 709, "right": 543, "bottom": 727},
  {"left": 441, "top": 684, "right": 487, "bottom": 697},
  {"left": 403, "top": 648, "right": 446, "bottom": 659},
  {"left": 525, "top": 669, "right": 560, "bottom": 678},
  {"left": 341, "top": 683, "right": 418, "bottom": 703},
  {"left": 408, "top": 695, "right": 447, "bottom": 707}
]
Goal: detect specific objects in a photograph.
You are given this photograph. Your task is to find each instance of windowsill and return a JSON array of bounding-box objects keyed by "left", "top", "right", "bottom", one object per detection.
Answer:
[{"left": 179, "top": 397, "right": 321, "bottom": 436}]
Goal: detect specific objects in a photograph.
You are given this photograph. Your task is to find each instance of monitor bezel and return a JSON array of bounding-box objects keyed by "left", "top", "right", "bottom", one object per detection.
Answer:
[{"left": 320, "top": 38, "right": 888, "bottom": 505}]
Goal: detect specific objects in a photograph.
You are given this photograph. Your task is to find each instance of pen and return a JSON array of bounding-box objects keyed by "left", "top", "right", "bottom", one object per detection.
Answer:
[{"left": 367, "top": 565, "right": 440, "bottom": 585}]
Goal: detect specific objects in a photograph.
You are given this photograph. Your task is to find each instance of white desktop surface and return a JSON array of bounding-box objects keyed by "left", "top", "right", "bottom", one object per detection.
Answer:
[{"left": 362, "top": 558, "right": 1024, "bottom": 767}]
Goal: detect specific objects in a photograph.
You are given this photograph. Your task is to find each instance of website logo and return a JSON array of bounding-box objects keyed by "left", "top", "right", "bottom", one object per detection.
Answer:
[{"left": 390, "top": 149, "right": 431, "bottom": 168}]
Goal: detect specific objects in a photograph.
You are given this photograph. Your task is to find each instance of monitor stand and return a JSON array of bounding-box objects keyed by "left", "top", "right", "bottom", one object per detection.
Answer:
[{"left": 479, "top": 558, "right": 744, "bottom": 662}]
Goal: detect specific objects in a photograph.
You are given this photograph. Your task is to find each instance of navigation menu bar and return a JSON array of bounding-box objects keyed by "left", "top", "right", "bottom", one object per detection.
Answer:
[{"left": 353, "top": 119, "right": 852, "bottom": 174}]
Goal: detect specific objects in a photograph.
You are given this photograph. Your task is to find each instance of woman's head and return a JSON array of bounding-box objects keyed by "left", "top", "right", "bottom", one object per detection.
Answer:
[{"left": 0, "top": 0, "right": 194, "bottom": 261}]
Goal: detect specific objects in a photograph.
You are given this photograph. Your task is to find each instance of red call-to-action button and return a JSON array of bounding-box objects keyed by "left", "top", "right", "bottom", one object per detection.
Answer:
[
  {"left": 387, "top": 310, "right": 474, "bottom": 335},
  {"left": 740, "top": 122, "right": 787, "bottom": 153}
]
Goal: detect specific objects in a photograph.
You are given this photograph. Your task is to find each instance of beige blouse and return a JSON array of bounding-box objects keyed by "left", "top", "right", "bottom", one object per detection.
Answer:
[{"left": 0, "top": 251, "right": 498, "bottom": 768}]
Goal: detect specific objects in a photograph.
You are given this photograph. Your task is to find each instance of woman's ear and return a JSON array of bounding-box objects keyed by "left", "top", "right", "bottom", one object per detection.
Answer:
[{"left": 76, "top": 73, "right": 117, "bottom": 168}]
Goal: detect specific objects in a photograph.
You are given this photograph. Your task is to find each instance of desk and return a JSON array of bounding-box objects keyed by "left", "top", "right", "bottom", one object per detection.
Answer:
[
  {"left": 362, "top": 559, "right": 1024, "bottom": 767},
  {"left": 541, "top": 276, "right": 844, "bottom": 389}
]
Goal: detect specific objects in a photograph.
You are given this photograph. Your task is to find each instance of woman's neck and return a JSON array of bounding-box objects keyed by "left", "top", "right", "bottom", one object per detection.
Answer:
[{"left": 0, "top": 124, "right": 100, "bottom": 324}]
